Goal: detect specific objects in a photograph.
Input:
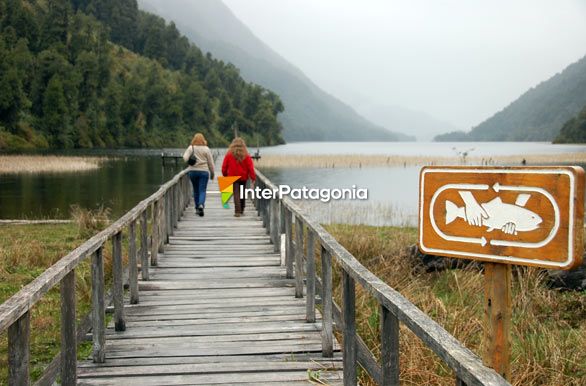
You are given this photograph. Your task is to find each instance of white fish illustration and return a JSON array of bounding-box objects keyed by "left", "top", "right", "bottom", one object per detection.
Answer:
[{"left": 445, "top": 192, "right": 542, "bottom": 235}]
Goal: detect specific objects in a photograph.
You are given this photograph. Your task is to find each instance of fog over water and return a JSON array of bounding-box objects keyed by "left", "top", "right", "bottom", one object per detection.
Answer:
[{"left": 224, "top": 0, "right": 586, "bottom": 130}]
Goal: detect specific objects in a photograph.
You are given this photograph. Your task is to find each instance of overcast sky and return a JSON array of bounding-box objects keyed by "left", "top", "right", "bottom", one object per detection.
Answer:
[{"left": 223, "top": 0, "right": 586, "bottom": 129}]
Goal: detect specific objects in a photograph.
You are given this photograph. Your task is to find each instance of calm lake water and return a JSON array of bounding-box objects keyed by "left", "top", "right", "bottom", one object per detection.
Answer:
[{"left": 1, "top": 142, "right": 584, "bottom": 223}]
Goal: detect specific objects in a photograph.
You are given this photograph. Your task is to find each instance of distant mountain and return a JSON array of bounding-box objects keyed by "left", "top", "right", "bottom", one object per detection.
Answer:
[
  {"left": 435, "top": 55, "right": 586, "bottom": 142},
  {"left": 355, "top": 103, "right": 458, "bottom": 141},
  {"left": 554, "top": 105, "right": 586, "bottom": 143},
  {"left": 138, "top": 0, "right": 412, "bottom": 142}
]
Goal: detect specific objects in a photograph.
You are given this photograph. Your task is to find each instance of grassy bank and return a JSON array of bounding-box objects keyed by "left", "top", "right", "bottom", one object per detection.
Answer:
[
  {"left": 0, "top": 212, "right": 115, "bottom": 383},
  {"left": 325, "top": 224, "right": 585, "bottom": 386},
  {"left": 256, "top": 152, "right": 586, "bottom": 169},
  {"left": 0, "top": 155, "right": 107, "bottom": 174}
]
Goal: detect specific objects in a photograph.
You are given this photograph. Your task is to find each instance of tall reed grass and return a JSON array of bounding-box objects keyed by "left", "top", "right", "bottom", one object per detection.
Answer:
[{"left": 0, "top": 155, "right": 108, "bottom": 174}]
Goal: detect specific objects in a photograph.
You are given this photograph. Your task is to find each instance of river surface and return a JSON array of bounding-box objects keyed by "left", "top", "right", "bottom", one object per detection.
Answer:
[{"left": 0, "top": 142, "right": 584, "bottom": 224}]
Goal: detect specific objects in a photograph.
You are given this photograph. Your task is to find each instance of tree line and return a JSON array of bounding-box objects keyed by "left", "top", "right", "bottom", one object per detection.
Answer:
[{"left": 0, "top": 0, "right": 285, "bottom": 150}]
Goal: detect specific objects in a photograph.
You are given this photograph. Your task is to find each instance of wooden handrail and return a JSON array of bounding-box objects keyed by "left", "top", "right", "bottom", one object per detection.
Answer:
[
  {"left": 1, "top": 168, "right": 191, "bottom": 385},
  {"left": 254, "top": 169, "right": 509, "bottom": 386}
]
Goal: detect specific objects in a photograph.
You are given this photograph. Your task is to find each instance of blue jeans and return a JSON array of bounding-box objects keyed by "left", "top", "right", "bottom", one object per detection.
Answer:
[{"left": 188, "top": 171, "right": 209, "bottom": 207}]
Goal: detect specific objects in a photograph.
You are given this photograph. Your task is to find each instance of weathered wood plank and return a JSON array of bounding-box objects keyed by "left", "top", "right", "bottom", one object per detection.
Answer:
[
  {"left": 321, "top": 245, "right": 334, "bottom": 357},
  {"left": 150, "top": 200, "right": 159, "bottom": 266},
  {"left": 8, "top": 310, "right": 30, "bottom": 386},
  {"left": 306, "top": 229, "right": 316, "bottom": 323},
  {"left": 91, "top": 247, "right": 105, "bottom": 363},
  {"left": 78, "top": 360, "right": 342, "bottom": 378},
  {"left": 270, "top": 198, "right": 280, "bottom": 251},
  {"left": 294, "top": 215, "right": 304, "bottom": 298},
  {"left": 381, "top": 305, "right": 399, "bottom": 386},
  {"left": 140, "top": 210, "right": 149, "bottom": 281},
  {"left": 60, "top": 270, "right": 77, "bottom": 386},
  {"left": 78, "top": 352, "right": 343, "bottom": 368},
  {"left": 77, "top": 370, "right": 343, "bottom": 386},
  {"left": 285, "top": 207, "right": 293, "bottom": 278},
  {"left": 342, "top": 271, "right": 357, "bottom": 386},
  {"left": 104, "top": 332, "right": 323, "bottom": 349},
  {"left": 112, "top": 232, "right": 126, "bottom": 332},
  {"left": 128, "top": 220, "right": 139, "bottom": 304}
]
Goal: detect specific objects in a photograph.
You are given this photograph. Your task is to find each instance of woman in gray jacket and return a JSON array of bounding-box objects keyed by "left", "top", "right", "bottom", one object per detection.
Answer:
[{"left": 182, "top": 133, "right": 215, "bottom": 217}]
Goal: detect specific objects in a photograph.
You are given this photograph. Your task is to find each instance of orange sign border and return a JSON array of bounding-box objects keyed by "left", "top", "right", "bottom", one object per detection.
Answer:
[{"left": 419, "top": 166, "right": 584, "bottom": 270}]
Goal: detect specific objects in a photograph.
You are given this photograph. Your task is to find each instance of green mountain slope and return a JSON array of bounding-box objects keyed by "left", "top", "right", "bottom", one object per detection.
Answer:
[
  {"left": 435, "top": 55, "right": 586, "bottom": 142},
  {"left": 0, "top": 0, "right": 284, "bottom": 150},
  {"left": 139, "top": 0, "right": 411, "bottom": 142},
  {"left": 554, "top": 105, "right": 586, "bottom": 143}
]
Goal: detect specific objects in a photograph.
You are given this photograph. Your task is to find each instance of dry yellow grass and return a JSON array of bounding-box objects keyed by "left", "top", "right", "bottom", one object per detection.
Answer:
[
  {"left": 256, "top": 152, "right": 586, "bottom": 169},
  {"left": 0, "top": 155, "right": 108, "bottom": 174},
  {"left": 325, "top": 225, "right": 586, "bottom": 386}
]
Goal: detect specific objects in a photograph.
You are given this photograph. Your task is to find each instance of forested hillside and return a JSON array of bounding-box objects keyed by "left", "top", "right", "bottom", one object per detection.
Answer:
[
  {"left": 554, "top": 106, "right": 586, "bottom": 143},
  {"left": 139, "top": 0, "right": 411, "bottom": 142},
  {"left": 0, "top": 0, "right": 284, "bottom": 150},
  {"left": 435, "top": 55, "right": 586, "bottom": 142}
]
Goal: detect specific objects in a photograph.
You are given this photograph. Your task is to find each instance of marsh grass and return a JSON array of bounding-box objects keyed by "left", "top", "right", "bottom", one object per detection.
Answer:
[
  {"left": 297, "top": 201, "right": 415, "bottom": 227},
  {"left": 0, "top": 155, "right": 108, "bottom": 174},
  {"left": 256, "top": 152, "right": 586, "bottom": 169},
  {"left": 0, "top": 207, "right": 132, "bottom": 384},
  {"left": 324, "top": 224, "right": 585, "bottom": 385}
]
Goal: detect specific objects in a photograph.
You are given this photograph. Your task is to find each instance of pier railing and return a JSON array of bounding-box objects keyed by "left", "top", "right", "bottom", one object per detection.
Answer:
[
  {"left": 0, "top": 169, "right": 192, "bottom": 385},
  {"left": 254, "top": 170, "right": 510, "bottom": 386}
]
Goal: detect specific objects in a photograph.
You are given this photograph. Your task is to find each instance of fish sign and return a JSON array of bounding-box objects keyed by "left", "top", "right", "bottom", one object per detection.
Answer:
[{"left": 419, "top": 166, "right": 584, "bottom": 269}]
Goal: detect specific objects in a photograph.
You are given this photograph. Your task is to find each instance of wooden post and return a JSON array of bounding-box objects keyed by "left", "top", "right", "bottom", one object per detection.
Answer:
[
  {"left": 60, "top": 270, "right": 77, "bottom": 385},
  {"left": 8, "top": 311, "right": 30, "bottom": 386},
  {"left": 381, "top": 305, "right": 400, "bottom": 386},
  {"left": 343, "top": 270, "right": 357, "bottom": 386},
  {"left": 174, "top": 183, "right": 180, "bottom": 225},
  {"left": 159, "top": 193, "right": 166, "bottom": 253},
  {"left": 112, "top": 232, "right": 126, "bottom": 331},
  {"left": 256, "top": 181, "right": 261, "bottom": 216},
  {"left": 285, "top": 208, "right": 293, "bottom": 278},
  {"left": 91, "top": 247, "right": 105, "bottom": 363},
  {"left": 264, "top": 194, "right": 270, "bottom": 235},
  {"left": 321, "top": 245, "right": 333, "bottom": 357},
  {"left": 279, "top": 200, "right": 286, "bottom": 234},
  {"left": 483, "top": 262, "right": 512, "bottom": 380},
  {"left": 151, "top": 200, "right": 159, "bottom": 266},
  {"left": 129, "top": 220, "right": 139, "bottom": 304},
  {"left": 140, "top": 210, "right": 149, "bottom": 281},
  {"left": 294, "top": 215, "right": 304, "bottom": 298},
  {"left": 270, "top": 199, "right": 279, "bottom": 252},
  {"left": 160, "top": 193, "right": 167, "bottom": 251},
  {"left": 306, "top": 229, "right": 316, "bottom": 323}
]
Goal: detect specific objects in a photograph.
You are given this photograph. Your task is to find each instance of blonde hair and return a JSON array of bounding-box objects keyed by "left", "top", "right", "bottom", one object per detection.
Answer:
[
  {"left": 228, "top": 137, "right": 248, "bottom": 162},
  {"left": 191, "top": 133, "right": 207, "bottom": 146}
]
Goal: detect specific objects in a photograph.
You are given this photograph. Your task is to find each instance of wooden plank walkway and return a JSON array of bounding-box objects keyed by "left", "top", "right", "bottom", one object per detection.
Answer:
[{"left": 77, "top": 192, "right": 343, "bottom": 385}]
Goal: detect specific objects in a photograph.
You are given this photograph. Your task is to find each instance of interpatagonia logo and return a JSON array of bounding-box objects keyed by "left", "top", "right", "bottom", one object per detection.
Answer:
[{"left": 218, "top": 176, "right": 241, "bottom": 208}]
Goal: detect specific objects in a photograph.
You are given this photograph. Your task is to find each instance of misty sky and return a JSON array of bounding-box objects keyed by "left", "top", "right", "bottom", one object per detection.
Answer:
[{"left": 223, "top": 0, "right": 586, "bottom": 129}]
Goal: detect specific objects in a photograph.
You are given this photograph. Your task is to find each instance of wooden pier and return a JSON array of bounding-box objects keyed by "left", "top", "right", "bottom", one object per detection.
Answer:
[
  {"left": 77, "top": 196, "right": 343, "bottom": 385},
  {"left": 0, "top": 168, "right": 509, "bottom": 386}
]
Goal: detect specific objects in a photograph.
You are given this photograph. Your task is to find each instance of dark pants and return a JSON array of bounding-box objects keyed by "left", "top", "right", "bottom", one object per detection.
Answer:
[
  {"left": 188, "top": 170, "right": 209, "bottom": 207},
  {"left": 233, "top": 180, "right": 246, "bottom": 214}
]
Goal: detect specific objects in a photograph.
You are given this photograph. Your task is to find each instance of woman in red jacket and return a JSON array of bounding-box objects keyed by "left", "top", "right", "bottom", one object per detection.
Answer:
[{"left": 222, "top": 138, "right": 256, "bottom": 217}]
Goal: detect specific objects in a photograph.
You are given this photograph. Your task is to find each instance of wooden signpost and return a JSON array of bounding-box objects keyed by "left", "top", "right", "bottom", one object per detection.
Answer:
[{"left": 419, "top": 166, "right": 584, "bottom": 380}]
